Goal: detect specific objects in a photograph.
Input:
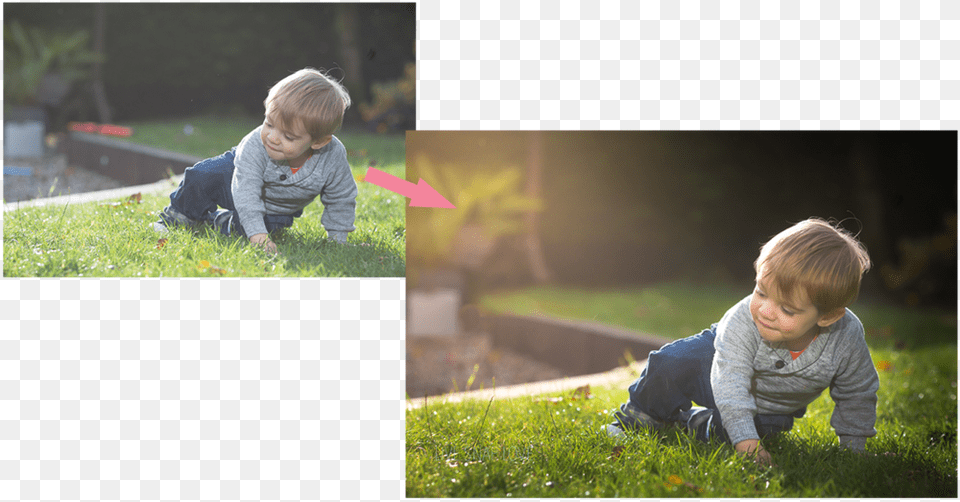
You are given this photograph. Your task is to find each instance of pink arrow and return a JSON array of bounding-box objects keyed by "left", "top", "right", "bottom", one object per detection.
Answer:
[{"left": 364, "top": 167, "right": 456, "bottom": 208}]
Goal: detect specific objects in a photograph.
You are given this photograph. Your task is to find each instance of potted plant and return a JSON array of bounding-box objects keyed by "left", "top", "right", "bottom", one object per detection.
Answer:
[
  {"left": 406, "top": 155, "right": 544, "bottom": 336},
  {"left": 3, "top": 20, "right": 103, "bottom": 158}
]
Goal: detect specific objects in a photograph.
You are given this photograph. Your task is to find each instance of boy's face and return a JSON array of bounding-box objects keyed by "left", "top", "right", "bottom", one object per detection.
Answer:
[
  {"left": 261, "top": 112, "right": 331, "bottom": 166},
  {"left": 749, "top": 268, "right": 844, "bottom": 350}
]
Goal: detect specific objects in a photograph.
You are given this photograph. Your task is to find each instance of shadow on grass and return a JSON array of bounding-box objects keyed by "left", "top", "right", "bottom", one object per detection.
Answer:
[
  {"left": 762, "top": 432, "right": 957, "bottom": 498},
  {"left": 270, "top": 228, "right": 405, "bottom": 277}
]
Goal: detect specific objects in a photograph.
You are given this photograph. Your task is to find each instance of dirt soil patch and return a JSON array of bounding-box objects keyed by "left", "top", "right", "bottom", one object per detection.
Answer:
[
  {"left": 406, "top": 333, "right": 570, "bottom": 399},
  {"left": 4, "top": 153, "right": 124, "bottom": 204}
]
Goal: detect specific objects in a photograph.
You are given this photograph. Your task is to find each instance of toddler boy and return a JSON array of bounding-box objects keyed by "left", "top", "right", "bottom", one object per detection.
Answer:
[
  {"left": 152, "top": 68, "right": 357, "bottom": 254},
  {"left": 606, "top": 218, "right": 879, "bottom": 465}
]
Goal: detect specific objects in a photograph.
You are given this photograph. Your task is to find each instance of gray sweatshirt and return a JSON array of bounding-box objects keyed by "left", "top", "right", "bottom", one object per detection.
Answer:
[
  {"left": 231, "top": 126, "right": 357, "bottom": 241},
  {"left": 710, "top": 296, "right": 879, "bottom": 451}
]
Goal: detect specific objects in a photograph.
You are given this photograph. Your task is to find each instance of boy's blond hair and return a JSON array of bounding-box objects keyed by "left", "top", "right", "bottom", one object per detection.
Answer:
[
  {"left": 754, "top": 218, "right": 872, "bottom": 314},
  {"left": 264, "top": 68, "right": 351, "bottom": 141}
]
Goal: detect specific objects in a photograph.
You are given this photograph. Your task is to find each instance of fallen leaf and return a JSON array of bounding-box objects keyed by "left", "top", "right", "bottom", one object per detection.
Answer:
[
  {"left": 571, "top": 385, "right": 591, "bottom": 400},
  {"left": 128, "top": 192, "right": 142, "bottom": 204},
  {"left": 197, "top": 260, "right": 227, "bottom": 274},
  {"left": 609, "top": 445, "right": 626, "bottom": 460}
]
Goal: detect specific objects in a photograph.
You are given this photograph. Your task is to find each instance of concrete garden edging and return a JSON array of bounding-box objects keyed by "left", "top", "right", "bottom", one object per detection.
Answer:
[
  {"left": 3, "top": 173, "right": 184, "bottom": 212},
  {"left": 406, "top": 313, "right": 673, "bottom": 409},
  {"left": 61, "top": 131, "right": 202, "bottom": 186},
  {"left": 485, "top": 313, "right": 672, "bottom": 377},
  {"left": 4, "top": 131, "right": 200, "bottom": 212}
]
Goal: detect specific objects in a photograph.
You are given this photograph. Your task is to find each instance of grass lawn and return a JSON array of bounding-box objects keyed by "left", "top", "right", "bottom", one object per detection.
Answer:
[
  {"left": 107, "top": 114, "right": 405, "bottom": 165},
  {"left": 3, "top": 115, "right": 405, "bottom": 277},
  {"left": 406, "top": 283, "right": 958, "bottom": 497}
]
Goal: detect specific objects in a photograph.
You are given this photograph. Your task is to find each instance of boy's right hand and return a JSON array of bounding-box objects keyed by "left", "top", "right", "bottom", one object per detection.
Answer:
[
  {"left": 249, "top": 233, "right": 279, "bottom": 255},
  {"left": 735, "top": 439, "right": 775, "bottom": 467}
]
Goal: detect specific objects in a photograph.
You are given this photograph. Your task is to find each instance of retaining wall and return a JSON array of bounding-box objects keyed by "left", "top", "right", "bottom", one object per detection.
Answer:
[
  {"left": 406, "top": 313, "right": 672, "bottom": 408},
  {"left": 482, "top": 313, "right": 671, "bottom": 377},
  {"left": 61, "top": 131, "right": 202, "bottom": 186}
]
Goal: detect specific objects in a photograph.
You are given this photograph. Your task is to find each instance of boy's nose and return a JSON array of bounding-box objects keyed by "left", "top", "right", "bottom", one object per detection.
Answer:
[{"left": 759, "top": 300, "right": 775, "bottom": 318}]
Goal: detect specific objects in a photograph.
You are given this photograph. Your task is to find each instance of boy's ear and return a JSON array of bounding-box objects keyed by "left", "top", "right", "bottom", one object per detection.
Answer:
[
  {"left": 311, "top": 135, "right": 332, "bottom": 150},
  {"left": 817, "top": 308, "right": 846, "bottom": 328}
]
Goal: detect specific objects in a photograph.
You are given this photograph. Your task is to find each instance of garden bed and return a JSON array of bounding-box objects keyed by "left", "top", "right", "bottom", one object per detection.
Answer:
[
  {"left": 59, "top": 131, "right": 202, "bottom": 185},
  {"left": 3, "top": 132, "right": 201, "bottom": 205},
  {"left": 3, "top": 152, "right": 125, "bottom": 204},
  {"left": 406, "top": 333, "right": 568, "bottom": 400},
  {"left": 405, "top": 312, "right": 671, "bottom": 400}
]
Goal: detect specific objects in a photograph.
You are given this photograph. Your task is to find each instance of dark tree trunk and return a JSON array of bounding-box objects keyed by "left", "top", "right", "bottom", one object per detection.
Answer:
[
  {"left": 92, "top": 3, "right": 112, "bottom": 123},
  {"left": 335, "top": 4, "right": 367, "bottom": 114},
  {"left": 524, "top": 131, "right": 552, "bottom": 284}
]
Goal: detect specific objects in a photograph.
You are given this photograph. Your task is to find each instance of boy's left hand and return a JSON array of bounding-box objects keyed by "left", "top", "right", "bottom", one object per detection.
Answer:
[
  {"left": 735, "top": 439, "right": 777, "bottom": 467},
  {"left": 249, "top": 233, "right": 279, "bottom": 255}
]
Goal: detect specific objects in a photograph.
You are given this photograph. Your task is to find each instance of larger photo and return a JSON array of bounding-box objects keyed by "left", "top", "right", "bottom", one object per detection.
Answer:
[{"left": 404, "top": 130, "right": 957, "bottom": 498}]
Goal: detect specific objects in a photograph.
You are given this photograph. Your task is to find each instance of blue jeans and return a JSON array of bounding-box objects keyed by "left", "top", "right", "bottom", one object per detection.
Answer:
[
  {"left": 167, "top": 149, "right": 301, "bottom": 237},
  {"left": 621, "top": 325, "right": 803, "bottom": 444}
]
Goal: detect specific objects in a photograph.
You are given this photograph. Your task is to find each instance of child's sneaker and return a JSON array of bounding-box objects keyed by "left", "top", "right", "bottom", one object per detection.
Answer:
[
  {"left": 150, "top": 220, "right": 170, "bottom": 234},
  {"left": 678, "top": 406, "right": 716, "bottom": 442},
  {"left": 151, "top": 205, "right": 199, "bottom": 233},
  {"left": 208, "top": 209, "right": 240, "bottom": 236},
  {"left": 607, "top": 401, "right": 667, "bottom": 435},
  {"left": 604, "top": 423, "right": 626, "bottom": 437}
]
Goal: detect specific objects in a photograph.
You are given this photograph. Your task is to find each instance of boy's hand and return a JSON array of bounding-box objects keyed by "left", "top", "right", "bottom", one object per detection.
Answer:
[
  {"left": 735, "top": 439, "right": 776, "bottom": 467},
  {"left": 249, "top": 233, "right": 279, "bottom": 255}
]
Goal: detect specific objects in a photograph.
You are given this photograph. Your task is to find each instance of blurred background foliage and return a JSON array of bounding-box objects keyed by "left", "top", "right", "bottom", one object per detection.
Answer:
[
  {"left": 3, "top": 20, "right": 103, "bottom": 108},
  {"left": 406, "top": 131, "right": 957, "bottom": 309},
  {"left": 407, "top": 155, "right": 543, "bottom": 268},
  {"left": 4, "top": 3, "right": 415, "bottom": 131}
]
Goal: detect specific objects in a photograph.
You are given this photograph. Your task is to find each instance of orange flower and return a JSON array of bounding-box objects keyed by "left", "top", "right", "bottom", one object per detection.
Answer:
[{"left": 877, "top": 360, "right": 893, "bottom": 372}]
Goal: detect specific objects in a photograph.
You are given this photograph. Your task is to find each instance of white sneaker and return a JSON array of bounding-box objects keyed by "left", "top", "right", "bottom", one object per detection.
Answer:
[
  {"left": 604, "top": 423, "right": 625, "bottom": 437},
  {"left": 151, "top": 221, "right": 169, "bottom": 234}
]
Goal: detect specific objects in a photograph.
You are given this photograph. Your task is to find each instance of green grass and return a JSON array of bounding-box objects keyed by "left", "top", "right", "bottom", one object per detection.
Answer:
[
  {"left": 480, "top": 281, "right": 747, "bottom": 338},
  {"left": 110, "top": 114, "right": 405, "bottom": 166},
  {"left": 109, "top": 114, "right": 265, "bottom": 159},
  {"left": 407, "top": 283, "right": 957, "bottom": 498},
  {"left": 4, "top": 116, "right": 406, "bottom": 277}
]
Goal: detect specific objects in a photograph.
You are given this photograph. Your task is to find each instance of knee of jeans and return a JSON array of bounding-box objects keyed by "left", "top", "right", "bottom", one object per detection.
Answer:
[
  {"left": 264, "top": 214, "right": 295, "bottom": 230},
  {"left": 183, "top": 163, "right": 215, "bottom": 182},
  {"left": 756, "top": 415, "right": 794, "bottom": 435}
]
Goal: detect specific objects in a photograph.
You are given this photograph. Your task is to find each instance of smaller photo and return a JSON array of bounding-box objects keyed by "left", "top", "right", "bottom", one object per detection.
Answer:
[
  {"left": 3, "top": 3, "right": 413, "bottom": 277},
  {"left": 404, "top": 130, "right": 956, "bottom": 498}
]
